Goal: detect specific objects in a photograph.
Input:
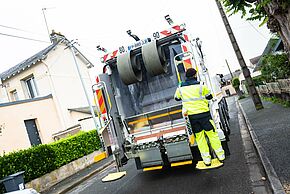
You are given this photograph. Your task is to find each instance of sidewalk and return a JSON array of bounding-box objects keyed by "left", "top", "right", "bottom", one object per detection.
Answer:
[
  {"left": 239, "top": 97, "right": 290, "bottom": 193},
  {"left": 42, "top": 156, "right": 114, "bottom": 194}
]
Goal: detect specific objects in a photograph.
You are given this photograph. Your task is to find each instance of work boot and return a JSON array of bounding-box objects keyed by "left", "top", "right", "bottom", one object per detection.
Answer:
[
  {"left": 121, "top": 155, "right": 128, "bottom": 165},
  {"left": 203, "top": 157, "right": 211, "bottom": 166},
  {"left": 217, "top": 154, "right": 225, "bottom": 163},
  {"left": 204, "top": 162, "right": 211, "bottom": 166}
]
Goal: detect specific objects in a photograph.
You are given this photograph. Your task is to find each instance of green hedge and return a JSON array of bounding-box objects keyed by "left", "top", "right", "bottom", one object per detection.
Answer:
[{"left": 0, "top": 130, "right": 100, "bottom": 184}]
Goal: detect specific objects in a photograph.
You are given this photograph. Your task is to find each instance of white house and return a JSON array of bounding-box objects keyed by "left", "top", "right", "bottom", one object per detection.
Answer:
[{"left": 0, "top": 32, "right": 110, "bottom": 155}]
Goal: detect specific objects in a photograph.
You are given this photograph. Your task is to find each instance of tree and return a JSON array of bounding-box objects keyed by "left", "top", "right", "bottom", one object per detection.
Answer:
[
  {"left": 261, "top": 53, "right": 290, "bottom": 82},
  {"left": 221, "top": 0, "right": 290, "bottom": 56},
  {"left": 232, "top": 77, "right": 243, "bottom": 96}
]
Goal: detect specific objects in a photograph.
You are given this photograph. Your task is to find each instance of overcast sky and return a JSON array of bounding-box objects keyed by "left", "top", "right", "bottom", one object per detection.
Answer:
[{"left": 0, "top": 0, "right": 271, "bottom": 78}]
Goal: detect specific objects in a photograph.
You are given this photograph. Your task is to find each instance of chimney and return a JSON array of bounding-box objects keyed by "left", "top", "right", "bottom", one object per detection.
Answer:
[{"left": 50, "top": 30, "right": 65, "bottom": 44}]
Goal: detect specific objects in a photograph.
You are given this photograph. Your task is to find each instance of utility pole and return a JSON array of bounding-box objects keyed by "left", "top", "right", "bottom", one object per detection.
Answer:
[
  {"left": 67, "top": 40, "right": 105, "bottom": 151},
  {"left": 225, "top": 59, "right": 234, "bottom": 79},
  {"left": 215, "top": 0, "right": 263, "bottom": 110}
]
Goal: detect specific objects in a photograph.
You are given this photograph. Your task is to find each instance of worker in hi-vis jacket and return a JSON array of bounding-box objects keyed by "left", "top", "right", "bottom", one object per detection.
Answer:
[{"left": 174, "top": 68, "right": 225, "bottom": 166}]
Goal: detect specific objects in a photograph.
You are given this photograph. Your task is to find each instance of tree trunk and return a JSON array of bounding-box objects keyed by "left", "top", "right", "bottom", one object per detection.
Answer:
[
  {"left": 263, "top": 1, "right": 290, "bottom": 56},
  {"left": 234, "top": 87, "right": 242, "bottom": 97}
]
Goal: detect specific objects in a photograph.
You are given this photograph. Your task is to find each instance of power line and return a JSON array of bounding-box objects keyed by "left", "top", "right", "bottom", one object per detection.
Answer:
[
  {"left": 0, "top": 32, "right": 50, "bottom": 43},
  {"left": 0, "top": 24, "right": 33, "bottom": 33},
  {"left": 247, "top": 21, "right": 268, "bottom": 39},
  {"left": 0, "top": 24, "right": 46, "bottom": 36}
]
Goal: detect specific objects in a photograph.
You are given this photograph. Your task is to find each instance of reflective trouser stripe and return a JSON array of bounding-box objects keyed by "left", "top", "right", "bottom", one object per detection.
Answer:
[
  {"left": 195, "top": 125, "right": 225, "bottom": 163},
  {"left": 195, "top": 130, "right": 211, "bottom": 164},
  {"left": 208, "top": 119, "right": 225, "bottom": 159}
]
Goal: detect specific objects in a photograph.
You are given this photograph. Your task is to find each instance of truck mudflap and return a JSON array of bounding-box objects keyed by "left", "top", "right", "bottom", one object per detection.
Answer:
[
  {"left": 165, "top": 140, "right": 193, "bottom": 162},
  {"left": 132, "top": 137, "right": 193, "bottom": 169}
]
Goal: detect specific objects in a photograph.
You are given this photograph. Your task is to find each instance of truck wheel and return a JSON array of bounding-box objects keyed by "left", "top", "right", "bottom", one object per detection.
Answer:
[
  {"left": 218, "top": 108, "right": 230, "bottom": 140},
  {"left": 221, "top": 140, "right": 230, "bottom": 156},
  {"left": 222, "top": 108, "right": 231, "bottom": 136}
]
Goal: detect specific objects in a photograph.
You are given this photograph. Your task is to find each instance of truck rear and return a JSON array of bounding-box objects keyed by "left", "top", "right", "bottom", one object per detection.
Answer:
[{"left": 98, "top": 24, "right": 230, "bottom": 170}]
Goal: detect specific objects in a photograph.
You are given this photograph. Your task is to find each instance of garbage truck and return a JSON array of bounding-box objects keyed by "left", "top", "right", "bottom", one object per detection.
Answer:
[{"left": 97, "top": 23, "right": 230, "bottom": 171}]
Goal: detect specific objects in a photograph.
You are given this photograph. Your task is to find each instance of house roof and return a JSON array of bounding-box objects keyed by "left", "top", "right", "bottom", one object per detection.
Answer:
[
  {"left": 223, "top": 69, "right": 242, "bottom": 81},
  {"left": 254, "top": 38, "right": 283, "bottom": 72},
  {"left": 0, "top": 33, "right": 94, "bottom": 81},
  {"left": 0, "top": 43, "right": 58, "bottom": 81},
  {"left": 249, "top": 55, "right": 261, "bottom": 66}
]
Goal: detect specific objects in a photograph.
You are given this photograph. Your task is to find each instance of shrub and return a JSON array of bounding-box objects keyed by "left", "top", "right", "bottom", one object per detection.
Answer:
[
  {"left": 0, "top": 130, "right": 100, "bottom": 184},
  {"left": 238, "top": 94, "right": 246, "bottom": 100},
  {"left": 232, "top": 77, "right": 240, "bottom": 89},
  {"left": 262, "top": 96, "right": 290, "bottom": 108},
  {"left": 252, "top": 76, "right": 264, "bottom": 86},
  {"left": 50, "top": 131, "right": 101, "bottom": 168}
]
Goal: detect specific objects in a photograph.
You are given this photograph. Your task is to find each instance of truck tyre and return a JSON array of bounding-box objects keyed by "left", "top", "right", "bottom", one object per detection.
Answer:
[
  {"left": 222, "top": 140, "right": 231, "bottom": 156},
  {"left": 221, "top": 106, "right": 231, "bottom": 135},
  {"left": 141, "top": 40, "right": 167, "bottom": 76},
  {"left": 222, "top": 97, "right": 230, "bottom": 120},
  {"left": 117, "top": 51, "right": 142, "bottom": 85},
  {"left": 218, "top": 105, "right": 230, "bottom": 138}
]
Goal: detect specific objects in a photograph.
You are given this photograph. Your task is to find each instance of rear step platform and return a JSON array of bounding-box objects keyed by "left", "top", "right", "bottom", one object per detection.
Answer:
[{"left": 196, "top": 158, "right": 223, "bottom": 170}]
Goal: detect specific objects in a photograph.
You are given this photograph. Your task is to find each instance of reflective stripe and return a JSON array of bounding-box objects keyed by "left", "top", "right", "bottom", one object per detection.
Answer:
[
  {"left": 201, "top": 153, "right": 211, "bottom": 158},
  {"left": 178, "top": 86, "right": 184, "bottom": 99},
  {"left": 178, "top": 83, "right": 204, "bottom": 102},
  {"left": 199, "top": 83, "right": 203, "bottom": 97},
  {"left": 215, "top": 147, "right": 224, "bottom": 153},
  {"left": 217, "top": 154, "right": 225, "bottom": 161},
  {"left": 203, "top": 157, "right": 211, "bottom": 164},
  {"left": 182, "top": 97, "right": 205, "bottom": 102},
  {"left": 215, "top": 147, "right": 225, "bottom": 160}
]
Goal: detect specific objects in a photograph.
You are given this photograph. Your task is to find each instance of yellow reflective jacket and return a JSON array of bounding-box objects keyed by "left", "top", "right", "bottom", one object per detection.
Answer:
[{"left": 174, "top": 78, "right": 211, "bottom": 115}]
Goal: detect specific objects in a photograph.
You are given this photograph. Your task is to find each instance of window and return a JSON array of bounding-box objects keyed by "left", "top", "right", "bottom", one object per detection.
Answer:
[
  {"left": 25, "top": 76, "right": 38, "bottom": 98},
  {"left": 10, "top": 90, "right": 19, "bottom": 101}
]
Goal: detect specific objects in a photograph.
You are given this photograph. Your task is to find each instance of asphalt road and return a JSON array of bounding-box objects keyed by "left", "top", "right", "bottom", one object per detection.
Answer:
[
  {"left": 66, "top": 97, "right": 269, "bottom": 194},
  {"left": 240, "top": 97, "right": 290, "bottom": 186}
]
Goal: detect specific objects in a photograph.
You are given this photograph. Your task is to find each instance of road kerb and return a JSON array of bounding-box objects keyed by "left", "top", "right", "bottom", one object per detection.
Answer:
[
  {"left": 94, "top": 152, "right": 107, "bottom": 163},
  {"left": 237, "top": 100, "right": 286, "bottom": 194},
  {"left": 58, "top": 159, "right": 115, "bottom": 194}
]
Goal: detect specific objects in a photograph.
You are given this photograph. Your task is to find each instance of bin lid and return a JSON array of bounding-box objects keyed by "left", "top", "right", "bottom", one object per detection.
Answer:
[
  {"left": 0, "top": 176, "right": 13, "bottom": 183},
  {"left": 9, "top": 171, "right": 25, "bottom": 177}
]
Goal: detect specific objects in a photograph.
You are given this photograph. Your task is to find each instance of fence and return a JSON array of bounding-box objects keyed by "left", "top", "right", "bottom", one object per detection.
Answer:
[{"left": 256, "top": 79, "right": 290, "bottom": 101}]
